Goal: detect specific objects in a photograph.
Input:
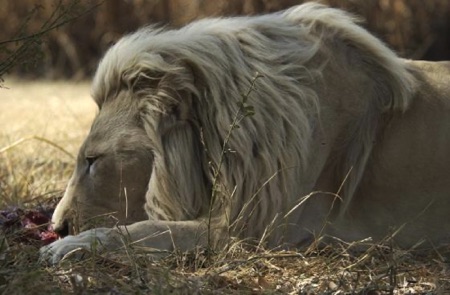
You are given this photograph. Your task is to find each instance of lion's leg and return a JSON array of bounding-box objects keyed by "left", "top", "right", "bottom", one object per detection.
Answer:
[
  {"left": 115, "top": 219, "right": 210, "bottom": 250},
  {"left": 40, "top": 219, "right": 210, "bottom": 265}
]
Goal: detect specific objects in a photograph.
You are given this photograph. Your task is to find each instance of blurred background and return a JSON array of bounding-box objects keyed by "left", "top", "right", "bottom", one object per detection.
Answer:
[{"left": 1, "top": 0, "right": 449, "bottom": 80}]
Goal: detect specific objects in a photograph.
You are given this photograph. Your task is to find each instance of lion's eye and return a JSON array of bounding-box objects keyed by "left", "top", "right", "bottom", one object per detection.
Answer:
[
  {"left": 85, "top": 156, "right": 99, "bottom": 175},
  {"left": 86, "top": 156, "right": 97, "bottom": 166}
]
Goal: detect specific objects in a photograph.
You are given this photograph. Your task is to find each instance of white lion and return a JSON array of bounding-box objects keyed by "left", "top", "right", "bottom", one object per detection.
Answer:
[{"left": 41, "top": 3, "right": 450, "bottom": 264}]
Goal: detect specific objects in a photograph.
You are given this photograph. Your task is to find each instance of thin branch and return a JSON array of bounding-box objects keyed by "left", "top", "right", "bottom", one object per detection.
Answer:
[{"left": 0, "top": 1, "right": 103, "bottom": 78}]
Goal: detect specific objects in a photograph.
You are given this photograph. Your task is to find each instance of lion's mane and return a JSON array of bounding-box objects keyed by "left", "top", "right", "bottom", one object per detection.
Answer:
[{"left": 90, "top": 3, "right": 416, "bottom": 245}]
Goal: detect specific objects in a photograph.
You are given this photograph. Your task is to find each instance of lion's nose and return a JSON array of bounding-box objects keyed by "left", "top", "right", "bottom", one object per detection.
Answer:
[{"left": 53, "top": 219, "right": 70, "bottom": 237}]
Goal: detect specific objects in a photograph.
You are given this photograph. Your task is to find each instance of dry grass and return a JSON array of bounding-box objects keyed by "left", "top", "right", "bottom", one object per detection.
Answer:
[
  {"left": 0, "top": 79, "right": 95, "bottom": 206},
  {"left": 1, "top": 81, "right": 449, "bottom": 294}
]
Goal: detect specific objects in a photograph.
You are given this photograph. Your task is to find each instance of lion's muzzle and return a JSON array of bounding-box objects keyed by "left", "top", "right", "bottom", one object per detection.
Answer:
[{"left": 52, "top": 219, "right": 70, "bottom": 237}]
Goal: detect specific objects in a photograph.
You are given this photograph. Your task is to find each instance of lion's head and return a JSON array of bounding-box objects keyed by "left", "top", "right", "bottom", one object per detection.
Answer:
[
  {"left": 51, "top": 45, "right": 214, "bottom": 236},
  {"left": 51, "top": 92, "right": 154, "bottom": 235}
]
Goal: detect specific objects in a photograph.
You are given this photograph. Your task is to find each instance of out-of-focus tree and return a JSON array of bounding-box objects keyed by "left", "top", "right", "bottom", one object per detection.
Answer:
[
  {"left": 1, "top": 0, "right": 449, "bottom": 80},
  {"left": 0, "top": 0, "right": 100, "bottom": 84}
]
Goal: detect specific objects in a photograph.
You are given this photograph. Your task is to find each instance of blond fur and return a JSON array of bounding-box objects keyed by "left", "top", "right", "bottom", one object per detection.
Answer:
[{"left": 42, "top": 3, "right": 450, "bottom": 264}]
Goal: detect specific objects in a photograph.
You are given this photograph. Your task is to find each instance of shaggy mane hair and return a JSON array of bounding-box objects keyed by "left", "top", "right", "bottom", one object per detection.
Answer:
[{"left": 90, "top": 3, "right": 416, "bottom": 243}]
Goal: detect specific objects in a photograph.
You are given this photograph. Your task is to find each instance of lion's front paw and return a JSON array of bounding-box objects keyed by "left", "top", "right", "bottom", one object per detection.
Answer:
[{"left": 39, "top": 228, "right": 111, "bottom": 265}]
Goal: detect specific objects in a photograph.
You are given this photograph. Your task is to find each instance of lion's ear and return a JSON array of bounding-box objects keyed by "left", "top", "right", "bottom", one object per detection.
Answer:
[
  {"left": 119, "top": 52, "right": 172, "bottom": 94},
  {"left": 122, "top": 57, "right": 198, "bottom": 116},
  {"left": 121, "top": 68, "right": 164, "bottom": 93},
  {"left": 155, "top": 66, "right": 197, "bottom": 119}
]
